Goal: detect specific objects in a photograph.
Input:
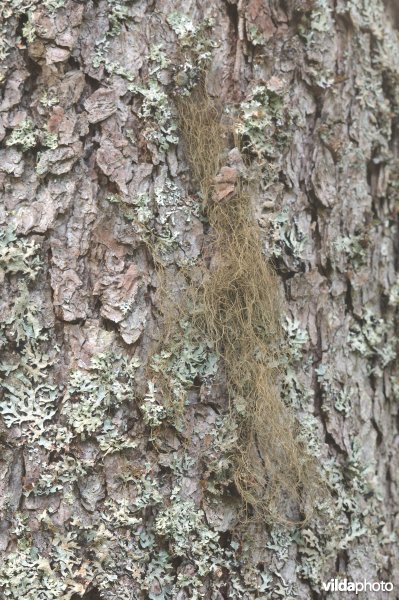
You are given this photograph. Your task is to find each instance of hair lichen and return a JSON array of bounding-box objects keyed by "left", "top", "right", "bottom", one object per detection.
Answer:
[{"left": 146, "top": 77, "right": 322, "bottom": 524}]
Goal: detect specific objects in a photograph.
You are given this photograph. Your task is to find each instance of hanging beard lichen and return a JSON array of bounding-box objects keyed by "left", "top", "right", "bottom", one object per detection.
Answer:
[{"left": 149, "top": 78, "right": 322, "bottom": 523}]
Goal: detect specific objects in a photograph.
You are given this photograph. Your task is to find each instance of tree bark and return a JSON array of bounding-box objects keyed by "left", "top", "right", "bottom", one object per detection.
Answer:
[{"left": 0, "top": 0, "right": 398, "bottom": 598}]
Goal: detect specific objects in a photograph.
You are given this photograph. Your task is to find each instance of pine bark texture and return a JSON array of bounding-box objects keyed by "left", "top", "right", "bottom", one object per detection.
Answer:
[{"left": 0, "top": 0, "right": 398, "bottom": 599}]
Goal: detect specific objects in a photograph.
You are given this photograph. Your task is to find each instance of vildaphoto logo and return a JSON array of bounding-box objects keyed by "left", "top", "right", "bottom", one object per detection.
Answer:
[{"left": 322, "top": 579, "right": 393, "bottom": 594}]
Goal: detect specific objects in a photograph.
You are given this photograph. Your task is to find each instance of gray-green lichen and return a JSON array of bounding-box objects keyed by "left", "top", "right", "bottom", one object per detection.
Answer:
[
  {"left": 6, "top": 120, "right": 37, "bottom": 152},
  {"left": 0, "top": 0, "right": 398, "bottom": 598}
]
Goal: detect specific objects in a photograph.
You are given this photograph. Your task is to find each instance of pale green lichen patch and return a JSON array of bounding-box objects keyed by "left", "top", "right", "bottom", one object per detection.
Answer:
[
  {"left": 297, "top": 0, "right": 336, "bottom": 88},
  {"left": 246, "top": 23, "right": 265, "bottom": 47},
  {"left": 0, "top": 227, "right": 56, "bottom": 450},
  {"left": 0, "top": 226, "right": 41, "bottom": 280},
  {"left": 167, "top": 12, "right": 216, "bottom": 57},
  {"left": 41, "top": 0, "right": 66, "bottom": 13},
  {"left": 348, "top": 309, "right": 396, "bottom": 376},
  {"left": 32, "top": 454, "right": 90, "bottom": 497},
  {"left": 0, "top": 515, "right": 125, "bottom": 598},
  {"left": 153, "top": 497, "right": 225, "bottom": 595},
  {"left": 0, "top": 380, "right": 58, "bottom": 442},
  {"left": 0, "top": 1, "right": 38, "bottom": 61},
  {"left": 5, "top": 120, "right": 59, "bottom": 153},
  {"left": 264, "top": 209, "right": 309, "bottom": 271},
  {"left": 6, "top": 119, "right": 37, "bottom": 152},
  {"left": 107, "top": 178, "right": 201, "bottom": 265},
  {"left": 21, "top": 13, "right": 36, "bottom": 43},
  {"left": 130, "top": 80, "right": 179, "bottom": 152},
  {"left": 92, "top": 9, "right": 216, "bottom": 160},
  {"left": 61, "top": 352, "right": 140, "bottom": 438},
  {"left": 148, "top": 318, "right": 218, "bottom": 420},
  {"left": 107, "top": 0, "right": 131, "bottom": 37},
  {"left": 201, "top": 414, "right": 238, "bottom": 494},
  {"left": 316, "top": 363, "right": 354, "bottom": 416},
  {"left": 237, "top": 84, "right": 293, "bottom": 162},
  {"left": 266, "top": 304, "right": 390, "bottom": 594},
  {"left": 388, "top": 277, "right": 399, "bottom": 306},
  {"left": 333, "top": 232, "right": 369, "bottom": 269},
  {"left": 39, "top": 90, "right": 59, "bottom": 108},
  {"left": 0, "top": 544, "right": 73, "bottom": 599},
  {"left": 140, "top": 381, "right": 167, "bottom": 427},
  {"left": 282, "top": 317, "right": 310, "bottom": 362},
  {"left": 41, "top": 129, "right": 59, "bottom": 150}
]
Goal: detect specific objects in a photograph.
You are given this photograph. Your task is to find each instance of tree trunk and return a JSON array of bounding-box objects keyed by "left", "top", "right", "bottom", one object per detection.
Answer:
[{"left": 0, "top": 0, "right": 398, "bottom": 598}]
